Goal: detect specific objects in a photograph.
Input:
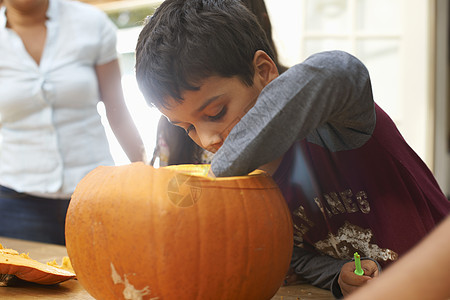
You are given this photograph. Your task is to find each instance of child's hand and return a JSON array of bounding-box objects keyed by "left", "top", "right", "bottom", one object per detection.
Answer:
[
  {"left": 338, "top": 259, "right": 379, "bottom": 296},
  {"left": 282, "top": 267, "right": 306, "bottom": 286}
]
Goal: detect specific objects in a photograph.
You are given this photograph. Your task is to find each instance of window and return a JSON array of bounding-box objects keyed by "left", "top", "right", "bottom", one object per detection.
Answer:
[
  {"left": 266, "top": 0, "right": 435, "bottom": 167},
  {"left": 98, "top": 2, "right": 162, "bottom": 165}
]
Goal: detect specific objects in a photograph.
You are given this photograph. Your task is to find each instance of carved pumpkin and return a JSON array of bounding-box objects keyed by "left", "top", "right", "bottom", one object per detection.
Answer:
[
  {"left": 65, "top": 163, "right": 293, "bottom": 300},
  {"left": 0, "top": 243, "right": 75, "bottom": 286}
]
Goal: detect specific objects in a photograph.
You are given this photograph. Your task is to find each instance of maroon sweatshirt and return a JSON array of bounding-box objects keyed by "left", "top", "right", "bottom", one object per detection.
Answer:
[{"left": 211, "top": 51, "right": 450, "bottom": 294}]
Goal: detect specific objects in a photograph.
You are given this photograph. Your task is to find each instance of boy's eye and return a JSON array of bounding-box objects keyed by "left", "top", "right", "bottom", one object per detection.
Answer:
[{"left": 208, "top": 106, "right": 227, "bottom": 121}]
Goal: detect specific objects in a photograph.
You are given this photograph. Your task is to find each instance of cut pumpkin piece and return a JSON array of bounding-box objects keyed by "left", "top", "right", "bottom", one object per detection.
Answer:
[{"left": 0, "top": 243, "right": 76, "bottom": 286}]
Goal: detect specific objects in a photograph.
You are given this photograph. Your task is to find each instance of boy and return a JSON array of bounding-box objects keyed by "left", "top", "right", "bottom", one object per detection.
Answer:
[{"left": 135, "top": 0, "right": 450, "bottom": 297}]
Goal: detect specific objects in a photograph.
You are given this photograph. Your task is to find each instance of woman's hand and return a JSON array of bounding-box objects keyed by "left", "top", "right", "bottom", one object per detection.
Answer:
[{"left": 338, "top": 259, "right": 379, "bottom": 296}]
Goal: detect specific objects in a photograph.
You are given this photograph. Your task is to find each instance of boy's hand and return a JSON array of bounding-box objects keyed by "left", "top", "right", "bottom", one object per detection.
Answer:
[
  {"left": 283, "top": 267, "right": 306, "bottom": 286},
  {"left": 338, "top": 259, "right": 379, "bottom": 296}
]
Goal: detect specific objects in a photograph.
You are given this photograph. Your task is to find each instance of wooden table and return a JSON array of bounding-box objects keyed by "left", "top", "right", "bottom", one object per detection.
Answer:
[{"left": 0, "top": 237, "right": 334, "bottom": 300}]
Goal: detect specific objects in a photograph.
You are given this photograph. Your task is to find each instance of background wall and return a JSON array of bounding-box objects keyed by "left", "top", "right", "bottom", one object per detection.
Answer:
[{"left": 433, "top": 0, "right": 450, "bottom": 198}]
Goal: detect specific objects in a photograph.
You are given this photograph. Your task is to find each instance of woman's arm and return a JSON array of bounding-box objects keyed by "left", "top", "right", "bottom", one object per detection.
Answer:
[{"left": 96, "top": 59, "right": 146, "bottom": 162}]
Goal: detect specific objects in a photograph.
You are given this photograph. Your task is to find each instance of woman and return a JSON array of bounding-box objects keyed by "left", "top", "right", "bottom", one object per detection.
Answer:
[{"left": 0, "top": 0, "right": 145, "bottom": 244}]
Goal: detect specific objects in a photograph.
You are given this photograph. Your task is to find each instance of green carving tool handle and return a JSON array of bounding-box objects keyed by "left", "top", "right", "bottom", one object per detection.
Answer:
[{"left": 354, "top": 252, "right": 364, "bottom": 276}]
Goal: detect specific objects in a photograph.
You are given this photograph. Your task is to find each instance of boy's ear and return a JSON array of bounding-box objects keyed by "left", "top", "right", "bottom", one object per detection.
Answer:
[{"left": 252, "top": 50, "right": 279, "bottom": 86}]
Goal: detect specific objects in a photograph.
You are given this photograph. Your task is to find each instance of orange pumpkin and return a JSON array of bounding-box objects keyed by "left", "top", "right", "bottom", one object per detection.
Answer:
[
  {"left": 65, "top": 163, "right": 293, "bottom": 300},
  {"left": 0, "top": 243, "right": 75, "bottom": 286}
]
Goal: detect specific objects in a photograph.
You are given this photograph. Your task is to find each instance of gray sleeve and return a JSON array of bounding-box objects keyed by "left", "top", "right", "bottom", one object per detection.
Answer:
[
  {"left": 211, "top": 50, "right": 375, "bottom": 177},
  {"left": 290, "top": 246, "right": 347, "bottom": 292},
  {"left": 291, "top": 246, "right": 382, "bottom": 299}
]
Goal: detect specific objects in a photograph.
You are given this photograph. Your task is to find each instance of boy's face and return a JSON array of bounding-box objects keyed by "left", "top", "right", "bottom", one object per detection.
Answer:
[
  {"left": 160, "top": 51, "right": 278, "bottom": 154},
  {"left": 161, "top": 76, "right": 261, "bottom": 153}
]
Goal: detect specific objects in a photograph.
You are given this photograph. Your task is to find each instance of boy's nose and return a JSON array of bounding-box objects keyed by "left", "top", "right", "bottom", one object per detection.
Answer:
[{"left": 197, "top": 129, "right": 223, "bottom": 153}]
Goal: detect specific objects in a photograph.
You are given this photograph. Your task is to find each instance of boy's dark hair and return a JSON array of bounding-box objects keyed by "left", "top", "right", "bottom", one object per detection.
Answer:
[{"left": 135, "top": 0, "right": 275, "bottom": 108}]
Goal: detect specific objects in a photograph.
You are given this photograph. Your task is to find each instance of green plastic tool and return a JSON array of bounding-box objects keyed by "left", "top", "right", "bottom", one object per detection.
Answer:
[{"left": 354, "top": 252, "right": 364, "bottom": 276}]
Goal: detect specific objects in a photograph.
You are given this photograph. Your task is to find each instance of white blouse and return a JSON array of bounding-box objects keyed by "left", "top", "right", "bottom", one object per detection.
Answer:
[{"left": 0, "top": 0, "right": 117, "bottom": 199}]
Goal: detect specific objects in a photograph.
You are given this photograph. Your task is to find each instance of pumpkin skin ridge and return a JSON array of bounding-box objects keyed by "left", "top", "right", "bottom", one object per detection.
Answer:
[
  {"left": 92, "top": 173, "right": 134, "bottom": 298},
  {"left": 66, "top": 173, "right": 113, "bottom": 299},
  {"left": 66, "top": 162, "right": 293, "bottom": 300},
  {"left": 232, "top": 178, "right": 254, "bottom": 299},
  {"left": 16, "top": 269, "right": 57, "bottom": 284},
  {"left": 68, "top": 164, "right": 161, "bottom": 300}
]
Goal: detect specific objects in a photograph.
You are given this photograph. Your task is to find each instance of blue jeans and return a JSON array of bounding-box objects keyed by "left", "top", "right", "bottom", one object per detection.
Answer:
[{"left": 0, "top": 186, "right": 70, "bottom": 245}]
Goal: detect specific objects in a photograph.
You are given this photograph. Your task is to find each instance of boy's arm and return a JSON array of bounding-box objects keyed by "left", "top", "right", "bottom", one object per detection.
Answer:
[
  {"left": 289, "top": 246, "right": 347, "bottom": 291},
  {"left": 291, "top": 246, "right": 381, "bottom": 299},
  {"left": 211, "top": 50, "right": 375, "bottom": 177}
]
